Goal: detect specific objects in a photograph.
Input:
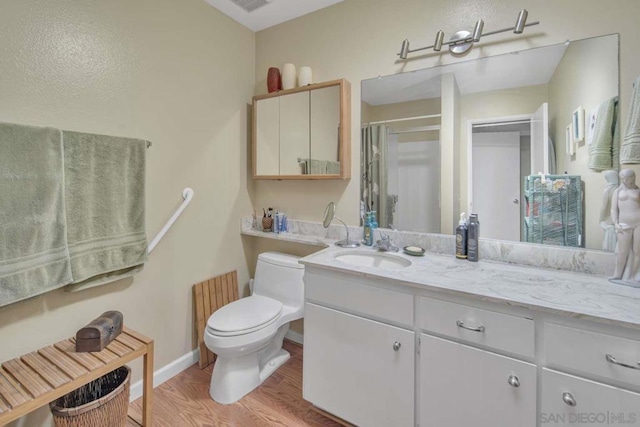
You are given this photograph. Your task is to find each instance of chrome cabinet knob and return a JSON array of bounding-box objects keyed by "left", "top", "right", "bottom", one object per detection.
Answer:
[
  {"left": 393, "top": 341, "right": 401, "bottom": 351},
  {"left": 562, "top": 392, "right": 577, "bottom": 407},
  {"left": 507, "top": 375, "right": 520, "bottom": 388},
  {"left": 513, "top": 198, "right": 519, "bottom": 204}
]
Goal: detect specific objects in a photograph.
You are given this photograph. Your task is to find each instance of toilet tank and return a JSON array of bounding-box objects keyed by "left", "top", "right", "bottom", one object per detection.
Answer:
[{"left": 253, "top": 252, "right": 304, "bottom": 309}]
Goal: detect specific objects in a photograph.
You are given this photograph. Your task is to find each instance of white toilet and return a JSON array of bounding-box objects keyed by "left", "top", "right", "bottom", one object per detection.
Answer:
[{"left": 204, "top": 252, "right": 305, "bottom": 404}]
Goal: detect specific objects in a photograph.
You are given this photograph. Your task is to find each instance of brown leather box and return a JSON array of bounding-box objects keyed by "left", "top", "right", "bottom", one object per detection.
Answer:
[{"left": 75, "top": 311, "right": 124, "bottom": 352}]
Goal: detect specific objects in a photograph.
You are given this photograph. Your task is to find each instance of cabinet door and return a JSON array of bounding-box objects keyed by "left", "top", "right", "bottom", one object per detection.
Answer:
[
  {"left": 255, "top": 96, "right": 280, "bottom": 176},
  {"left": 279, "top": 91, "right": 309, "bottom": 175},
  {"left": 310, "top": 85, "right": 340, "bottom": 172},
  {"left": 420, "top": 334, "right": 536, "bottom": 427},
  {"left": 541, "top": 368, "right": 640, "bottom": 426},
  {"left": 303, "top": 303, "right": 414, "bottom": 427}
]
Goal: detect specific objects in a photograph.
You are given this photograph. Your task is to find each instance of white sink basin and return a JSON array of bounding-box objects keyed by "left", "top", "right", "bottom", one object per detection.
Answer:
[{"left": 334, "top": 251, "right": 412, "bottom": 269}]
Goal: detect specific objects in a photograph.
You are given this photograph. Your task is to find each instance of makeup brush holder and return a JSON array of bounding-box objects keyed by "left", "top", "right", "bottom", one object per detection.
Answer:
[{"left": 262, "top": 217, "right": 273, "bottom": 232}]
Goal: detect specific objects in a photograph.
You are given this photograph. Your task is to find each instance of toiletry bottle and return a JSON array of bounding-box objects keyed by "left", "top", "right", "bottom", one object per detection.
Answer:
[
  {"left": 369, "top": 211, "right": 378, "bottom": 246},
  {"left": 455, "top": 213, "right": 468, "bottom": 259},
  {"left": 467, "top": 214, "right": 480, "bottom": 262},
  {"left": 363, "top": 212, "right": 372, "bottom": 246},
  {"left": 274, "top": 212, "right": 280, "bottom": 234}
]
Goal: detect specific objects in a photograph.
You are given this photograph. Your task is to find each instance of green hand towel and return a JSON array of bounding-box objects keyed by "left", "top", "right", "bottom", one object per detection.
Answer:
[
  {"left": 0, "top": 123, "right": 72, "bottom": 307},
  {"left": 308, "top": 159, "right": 327, "bottom": 174},
  {"left": 62, "top": 131, "right": 148, "bottom": 292},
  {"left": 588, "top": 96, "right": 619, "bottom": 171},
  {"left": 326, "top": 160, "right": 340, "bottom": 174},
  {"left": 621, "top": 76, "right": 640, "bottom": 164}
]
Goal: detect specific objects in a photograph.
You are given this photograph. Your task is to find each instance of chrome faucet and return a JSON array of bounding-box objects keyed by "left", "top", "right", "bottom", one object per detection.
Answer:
[{"left": 374, "top": 232, "right": 399, "bottom": 252}]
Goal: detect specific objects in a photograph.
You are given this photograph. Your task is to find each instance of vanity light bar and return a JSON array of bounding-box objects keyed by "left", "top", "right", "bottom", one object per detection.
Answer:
[{"left": 397, "top": 9, "right": 539, "bottom": 59}]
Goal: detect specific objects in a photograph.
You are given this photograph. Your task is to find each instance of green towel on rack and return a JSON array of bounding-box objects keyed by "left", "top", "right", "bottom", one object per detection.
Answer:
[
  {"left": 63, "top": 131, "right": 148, "bottom": 292},
  {"left": 621, "top": 76, "right": 640, "bottom": 164},
  {"left": 0, "top": 123, "right": 72, "bottom": 307},
  {"left": 326, "top": 161, "right": 340, "bottom": 174},
  {"left": 588, "top": 96, "right": 619, "bottom": 171}
]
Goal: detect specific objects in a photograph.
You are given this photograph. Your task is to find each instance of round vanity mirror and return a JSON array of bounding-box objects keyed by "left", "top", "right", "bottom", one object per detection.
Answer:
[
  {"left": 322, "top": 202, "right": 360, "bottom": 248},
  {"left": 323, "top": 202, "right": 336, "bottom": 228}
]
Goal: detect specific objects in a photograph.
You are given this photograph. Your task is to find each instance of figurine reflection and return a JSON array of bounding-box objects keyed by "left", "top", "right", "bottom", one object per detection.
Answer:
[
  {"left": 610, "top": 169, "right": 640, "bottom": 285},
  {"left": 600, "top": 170, "right": 618, "bottom": 251}
]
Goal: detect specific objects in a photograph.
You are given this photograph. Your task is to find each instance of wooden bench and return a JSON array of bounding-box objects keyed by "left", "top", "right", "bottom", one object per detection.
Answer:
[{"left": 0, "top": 327, "right": 153, "bottom": 426}]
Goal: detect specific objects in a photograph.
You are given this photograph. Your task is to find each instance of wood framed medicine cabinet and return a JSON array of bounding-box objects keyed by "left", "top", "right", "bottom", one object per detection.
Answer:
[{"left": 252, "top": 79, "right": 351, "bottom": 180}]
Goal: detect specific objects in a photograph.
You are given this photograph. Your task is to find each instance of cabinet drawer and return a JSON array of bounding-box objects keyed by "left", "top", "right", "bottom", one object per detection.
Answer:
[
  {"left": 304, "top": 272, "right": 413, "bottom": 327},
  {"left": 421, "top": 334, "right": 536, "bottom": 427},
  {"left": 545, "top": 323, "right": 640, "bottom": 388},
  {"left": 419, "top": 297, "right": 534, "bottom": 358},
  {"left": 541, "top": 368, "right": 640, "bottom": 426}
]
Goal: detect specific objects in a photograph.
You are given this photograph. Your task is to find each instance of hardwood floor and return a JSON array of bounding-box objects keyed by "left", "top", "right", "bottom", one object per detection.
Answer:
[{"left": 128, "top": 340, "right": 342, "bottom": 427}]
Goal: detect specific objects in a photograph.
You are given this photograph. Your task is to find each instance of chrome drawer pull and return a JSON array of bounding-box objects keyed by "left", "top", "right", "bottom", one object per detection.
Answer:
[
  {"left": 507, "top": 375, "right": 520, "bottom": 388},
  {"left": 605, "top": 354, "right": 640, "bottom": 370},
  {"left": 393, "top": 341, "right": 401, "bottom": 351},
  {"left": 562, "top": 392, "right": 577, "bottom": 407},
  {"left": 456, "top": 320, "right": 485, "bottom": 333}
]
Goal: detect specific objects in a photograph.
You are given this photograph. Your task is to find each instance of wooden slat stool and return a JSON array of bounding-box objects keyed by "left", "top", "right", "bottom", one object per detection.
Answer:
[{"left": 0, "top": 327, "right": 153, "bottom": 426}]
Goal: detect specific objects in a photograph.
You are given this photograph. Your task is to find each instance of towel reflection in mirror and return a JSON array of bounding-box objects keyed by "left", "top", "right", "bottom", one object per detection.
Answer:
[{"left": 610, "top": 169, "right": 640, "bottom": 284}]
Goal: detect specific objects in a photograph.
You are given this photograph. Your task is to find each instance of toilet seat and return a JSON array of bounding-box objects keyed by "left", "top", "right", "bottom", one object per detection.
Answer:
[{"left": 207, "top": 295, "right": 283, "bottom": 337}]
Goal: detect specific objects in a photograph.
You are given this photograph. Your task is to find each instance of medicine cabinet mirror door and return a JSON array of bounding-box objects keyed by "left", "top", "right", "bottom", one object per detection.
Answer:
[{"left": 253, "top": 79, "right": 351, "bottom": 180}]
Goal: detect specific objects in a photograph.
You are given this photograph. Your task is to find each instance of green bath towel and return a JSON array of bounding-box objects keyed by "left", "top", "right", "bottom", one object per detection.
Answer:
[
  {"left": 63, "top": 131, "right": 148, "bottom": 292},
  {"left": 0, "top": 123, "right": 73, "bottom": 307}
]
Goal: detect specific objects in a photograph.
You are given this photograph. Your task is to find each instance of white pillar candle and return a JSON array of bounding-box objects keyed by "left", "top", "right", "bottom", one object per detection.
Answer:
[
  {"left": 298, "top": 66, "right": 313, "bottom": 86},
  {"left": 282, "top": 63, "right": 296, "bottom": 90}
]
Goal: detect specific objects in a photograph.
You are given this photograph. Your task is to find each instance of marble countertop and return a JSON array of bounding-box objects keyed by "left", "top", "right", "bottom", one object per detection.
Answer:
[
  {"left": 241, "top": 216, "right": 637, "bottom": 330},
  {"left": 299, "top": 245, "right": 640, "bottom": 331}
]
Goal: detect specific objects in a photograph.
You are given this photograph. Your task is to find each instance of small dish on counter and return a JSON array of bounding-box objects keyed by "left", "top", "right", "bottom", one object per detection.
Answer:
[{"left": 403, "top": 246, "right": 425, "bottom": 256}]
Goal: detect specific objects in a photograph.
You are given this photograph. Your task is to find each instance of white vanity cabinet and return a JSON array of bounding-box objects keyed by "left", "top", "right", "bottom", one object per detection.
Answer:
[
  {"left": 541, "top": 369, "right": 640, "bottom": 426},
  {"left": 421, "top": 334, "right": 536, "bottom": 427},
  {"left": 540, "top": 323, "right": 640, "bottom": 426},
  {"left": 300, "top": 262, "right": 640, "bottom": 427},
  {"left": 419, "top": 297, "right": 536, "bottom": 427},
  {"left": 303, "top": 272, "right": 415, "bottom": 427},
  {"left": 303, "top": 303, "right": 415, "bottom": 427}
]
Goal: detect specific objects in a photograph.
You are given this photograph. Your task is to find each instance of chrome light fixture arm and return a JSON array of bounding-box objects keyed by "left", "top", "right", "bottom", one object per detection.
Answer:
[{"left": 397, "top": 9, "right": 539, "bottom": 59}]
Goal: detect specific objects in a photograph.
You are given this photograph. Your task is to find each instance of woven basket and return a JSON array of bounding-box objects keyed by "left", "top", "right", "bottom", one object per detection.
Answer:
[{"left": 50, "top": 365, "right": 131, "bottom": 427}]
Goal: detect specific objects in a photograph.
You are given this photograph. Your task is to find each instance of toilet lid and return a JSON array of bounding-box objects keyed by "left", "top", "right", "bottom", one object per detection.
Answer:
[{"left": 207, "top": 295, "right": 282, "bottom": 334}]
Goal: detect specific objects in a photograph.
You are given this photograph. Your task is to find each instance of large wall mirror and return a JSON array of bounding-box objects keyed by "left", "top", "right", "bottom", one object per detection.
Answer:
[{"left": 361, "top": 33, "right": 620, "bottom": 251}]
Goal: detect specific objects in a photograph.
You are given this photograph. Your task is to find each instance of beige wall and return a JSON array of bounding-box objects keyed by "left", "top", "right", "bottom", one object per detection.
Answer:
[
  {"left": 254, "top": 0, "right": 640, "bottom": 227},
  {"left": 549, "top": 35, "right": 619, "bottom": 249},
  {"left": 0, "top": 0, "right": 254, "bottom": 425}
]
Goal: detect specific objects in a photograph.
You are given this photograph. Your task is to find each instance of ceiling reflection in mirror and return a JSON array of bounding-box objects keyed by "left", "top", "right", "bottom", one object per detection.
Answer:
[{"left": 361, "top": 33, "right": 619, "bottom": 251}]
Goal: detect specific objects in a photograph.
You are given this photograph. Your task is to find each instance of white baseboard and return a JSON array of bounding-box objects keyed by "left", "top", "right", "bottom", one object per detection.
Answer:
[
  {"left": 285, "top": 329, "right": 303, "bottom": 345},
  {"left": 129, "top": 349, "right": 200, "bottom": 402}
]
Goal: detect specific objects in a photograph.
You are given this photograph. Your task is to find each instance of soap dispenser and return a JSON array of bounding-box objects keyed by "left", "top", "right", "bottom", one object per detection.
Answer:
[
  {"left": 455, "top": 213, "right": 468, "bottom": 260},
  {"left": 363, "top": 212, "right": 373, "bottom": 246}
]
